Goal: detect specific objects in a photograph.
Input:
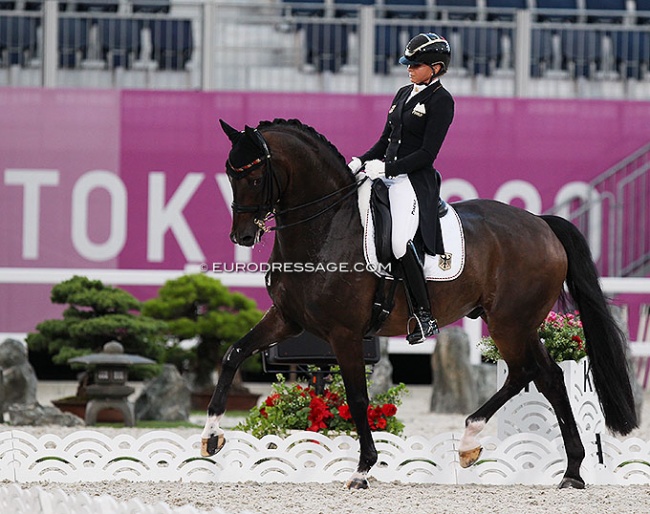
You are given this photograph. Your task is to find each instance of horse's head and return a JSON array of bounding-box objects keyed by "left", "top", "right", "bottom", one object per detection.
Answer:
[{"left": 220, "top": 119, "right": 277, "bottom": 247}]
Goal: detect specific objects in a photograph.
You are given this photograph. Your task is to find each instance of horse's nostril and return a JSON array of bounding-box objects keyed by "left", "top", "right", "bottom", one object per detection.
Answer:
[{"left": 240, "top": 235, "right": 255, "bottom": 247}]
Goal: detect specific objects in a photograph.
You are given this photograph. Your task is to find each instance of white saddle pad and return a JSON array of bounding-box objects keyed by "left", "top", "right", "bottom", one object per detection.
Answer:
[{"left": 357, "top": 178, "right": 465, "bottom": 280}]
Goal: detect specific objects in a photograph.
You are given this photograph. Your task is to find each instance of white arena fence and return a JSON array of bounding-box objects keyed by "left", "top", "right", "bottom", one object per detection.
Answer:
[
  {"left": 1, "top": 428, "right": 650, "bottom": 486},
  {"left": 0, "top": 483, "right": 241, "bottom": 514}
]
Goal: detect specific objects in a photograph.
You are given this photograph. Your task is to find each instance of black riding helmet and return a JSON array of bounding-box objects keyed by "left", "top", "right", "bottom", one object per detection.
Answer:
[{"left": 399, "top": 33, "right": 451, "bottom": 74}]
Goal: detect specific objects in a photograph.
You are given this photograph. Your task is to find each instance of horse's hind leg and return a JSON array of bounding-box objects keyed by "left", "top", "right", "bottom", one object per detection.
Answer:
[
  {"left": 458, "top": 351, "right": 538, "bottom": 467},
  {"left": 532, "top": 356, "right": 586, "bottom": 489}
]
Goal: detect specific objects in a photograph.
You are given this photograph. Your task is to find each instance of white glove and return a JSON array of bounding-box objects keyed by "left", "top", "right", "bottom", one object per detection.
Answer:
[
  {"left": 347, "top": 157, "right": 362, "bottom": 174},
  {"left": 364, "top": 160, "right": 385, "bottom": 180}
]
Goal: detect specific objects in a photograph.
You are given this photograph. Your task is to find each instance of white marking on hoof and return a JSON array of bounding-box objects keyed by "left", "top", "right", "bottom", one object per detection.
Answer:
[
  {"left": 458, "top": 419, "right": 485, "bottom": 468},
  {"left": 201, "top": 413, "right": 224, "bottom": 440},
  {"left": 459, "top": 419, "right": 486, "bottom": 452},
  {"left": 346, "top": 471, "right": 369, "bottom": 489},
  {"left": 201, "top": 414, "right": 227, "bottom": 456}
]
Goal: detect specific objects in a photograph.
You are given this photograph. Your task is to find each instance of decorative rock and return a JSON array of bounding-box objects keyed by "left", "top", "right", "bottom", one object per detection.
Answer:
[
  {"left": 430, "top": 327, "right": 489, "bottom": 413},
  {"left": 135, "top": 364, "right": 191, "bottom": 421},
  {"left": 369, "top": 337, "right": 393, "bottom": 398},
  {"left": 0, "top": 338, "right": 38, "bottom": 409},
  {"left": 0, "top": 338, "right": 89, "bottom": 426},
  {"left": 474, "top": 361, "right": 497, "bottom": 407},
  {"left": 6, "top": 403, "right": 84, "bottom": 427}
]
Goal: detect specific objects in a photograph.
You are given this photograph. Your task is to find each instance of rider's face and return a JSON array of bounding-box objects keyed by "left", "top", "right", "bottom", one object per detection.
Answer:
[{"left": 407, "top": 63, "right": 438, "bottom": 84}]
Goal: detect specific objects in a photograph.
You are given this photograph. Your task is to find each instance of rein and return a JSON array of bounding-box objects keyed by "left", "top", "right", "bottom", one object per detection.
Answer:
[
  {"left": 230, "top": 129, "right": 367, "bottom": 233},
  {"left": 269, "top": 178, "right": 365, "bottom": 231}
]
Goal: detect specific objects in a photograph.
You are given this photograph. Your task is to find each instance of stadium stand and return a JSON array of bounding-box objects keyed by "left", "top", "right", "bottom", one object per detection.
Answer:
[
  {"left": 637, "top": 0, "right": 650, "bottom": 24},
  {"left": 485, "top": 0, "right": 527, "bottom": 21},
  {"left": 76, "top": 0, "right": 118, "bottom": 12},
  {"left": 334, "top": 0, "right": 373, "bottom": 19},
  {"left": 584, "top": 0, "right": 626, "bottom": 24},
  {"left": 58, "top": 16, "right": 89, "bottom": 69},
  {"left": 436, "top": 0, "right": 479, "bottom": 21},
  {"left": 383, "top": 0, "right": 427, "bottom": 20},
  {"left": 0, "top": 0, "right": 649, "bottom": 97},
  {"left": 132, "top": 0, "right": 170, "bottom": 14},
  {"left": 0, "top": 13, "right": 37, "bottom": 67},
  {"left": 303, "top": 21, "right": 349, "bottom": 73},
  {"left": 535, "top": 0, "right": 579, "bottom": 22},
  {"left": 96, "top": 17, "right": 141, "bottom": 69}
]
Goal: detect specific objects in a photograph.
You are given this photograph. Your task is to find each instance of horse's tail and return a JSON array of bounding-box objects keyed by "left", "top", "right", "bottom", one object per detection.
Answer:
[{"left": 540, "top": 215, "right": 637, "bottom": 435}]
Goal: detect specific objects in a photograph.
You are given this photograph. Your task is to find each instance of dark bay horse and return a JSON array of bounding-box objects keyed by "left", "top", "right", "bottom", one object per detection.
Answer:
[{"left": 201, "top": 118, "right": 637, "bottom": 489}]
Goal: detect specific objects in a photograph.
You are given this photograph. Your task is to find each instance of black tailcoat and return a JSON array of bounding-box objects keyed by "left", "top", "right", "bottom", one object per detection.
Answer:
[{"left": 360, "top": 82, "right": 454, "bottom": 255}]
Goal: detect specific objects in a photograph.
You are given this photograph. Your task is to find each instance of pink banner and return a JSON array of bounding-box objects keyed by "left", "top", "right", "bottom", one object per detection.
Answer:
[{"left": 1, "top": 88, "right": 650, "bottom": 333}]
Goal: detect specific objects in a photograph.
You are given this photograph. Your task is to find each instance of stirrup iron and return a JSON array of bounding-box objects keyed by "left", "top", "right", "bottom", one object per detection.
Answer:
[{"left": 406, "top": 310, "right": 439, "bottom": 345}]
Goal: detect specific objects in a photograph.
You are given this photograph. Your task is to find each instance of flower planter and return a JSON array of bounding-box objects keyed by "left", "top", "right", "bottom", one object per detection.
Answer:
[
  {"left": 52, "top": 398, "right": 126, "bottom": 423},
  {"left": 496, "top": 358, "right": 605, "bottom": 440}
]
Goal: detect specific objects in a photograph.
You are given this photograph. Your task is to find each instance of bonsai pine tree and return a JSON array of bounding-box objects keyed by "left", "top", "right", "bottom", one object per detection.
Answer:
[
  {"left": 26, "top": 275, "right": 167, "bottom": 367},
  {"left": 141, "top": 274, "right": 263, "bottom": 393}
]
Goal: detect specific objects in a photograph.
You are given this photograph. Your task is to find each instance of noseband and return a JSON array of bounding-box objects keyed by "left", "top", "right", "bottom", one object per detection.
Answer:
[{"left": 229, "top": 130, "right": 365, "bottom": 233}]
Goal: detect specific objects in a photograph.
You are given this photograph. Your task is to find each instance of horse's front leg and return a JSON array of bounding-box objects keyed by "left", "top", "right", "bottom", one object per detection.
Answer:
[
  {"left": 201, "top": 306, "right": 299, "bottom": 457},
  {"left": 330, "top": 331, "right": 377, "bottom": 489}
]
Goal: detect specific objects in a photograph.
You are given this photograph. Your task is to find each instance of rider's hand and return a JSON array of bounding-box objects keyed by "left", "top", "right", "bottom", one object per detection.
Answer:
[
  {"left": 347, "top": 157, "right": 362, "bottom": 174},
  {"left": 364, "top": 160, "right": 385, "bottom": 180}
]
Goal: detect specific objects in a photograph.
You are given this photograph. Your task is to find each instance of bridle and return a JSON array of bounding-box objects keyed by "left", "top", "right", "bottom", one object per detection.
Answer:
[
  {"left": 228, "top": 129, "right": 366, "bottom": 233},
  {"left": 228, "top": 129, "right": 278, "bottom": 226}
]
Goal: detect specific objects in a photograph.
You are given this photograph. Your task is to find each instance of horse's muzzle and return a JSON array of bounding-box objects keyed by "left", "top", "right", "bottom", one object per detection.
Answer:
[{"left": 230, "top": 231, "right": 257, "bottom": 247}]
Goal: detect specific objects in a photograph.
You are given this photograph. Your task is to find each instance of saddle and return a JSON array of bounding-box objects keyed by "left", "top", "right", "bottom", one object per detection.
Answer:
[
  {"left": 365, "top": 181, "right": 454, "bottom": 336},
  {"left": 370, "top": 179, "right": 449, "bottom": 269}
]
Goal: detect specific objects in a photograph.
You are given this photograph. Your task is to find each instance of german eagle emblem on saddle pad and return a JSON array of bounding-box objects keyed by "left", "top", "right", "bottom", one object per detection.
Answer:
[{"left": 357, "top": 178, "right": 465, "bottom": 280}]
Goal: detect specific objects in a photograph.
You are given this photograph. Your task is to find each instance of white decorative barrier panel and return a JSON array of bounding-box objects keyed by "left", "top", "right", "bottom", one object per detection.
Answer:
[
  {"left": 497, "top": 358, "right": 605, "bottom": 439},
  {"left": 1, "top": 429, "right": 649, "bottom": 485}
]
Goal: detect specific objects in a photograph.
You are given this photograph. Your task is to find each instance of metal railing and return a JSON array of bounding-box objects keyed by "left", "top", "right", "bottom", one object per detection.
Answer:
[
  {"left": 1, "top": 1, "right": 650, "bottom": 98},
  {"left": 546, "top": 143, "right": 650, "bottom": 277}
]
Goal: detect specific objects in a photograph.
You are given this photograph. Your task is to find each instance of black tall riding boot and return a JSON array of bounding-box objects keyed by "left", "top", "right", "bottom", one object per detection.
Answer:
[{"left": 400, "top": 240, "right": 439, "bottom": 344}]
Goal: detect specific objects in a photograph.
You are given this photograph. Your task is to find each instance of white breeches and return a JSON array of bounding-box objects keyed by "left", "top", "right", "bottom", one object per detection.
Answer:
[{"left": 382, "top": 174, "right": 419, "bottom": 259}]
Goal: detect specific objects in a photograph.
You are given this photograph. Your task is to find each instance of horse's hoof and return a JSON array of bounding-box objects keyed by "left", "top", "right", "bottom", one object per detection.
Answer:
[
  {"left": 558, "top": 477, "right": 585, "bottom": 489},
  {"left": 346, "top": 477, "right": 369, "bottom": 490},
  {"left": 200, "top": 434, "right": 226, "bottom": 457},
  {"left": 458, "top": 446, "right": 483, "bottom": 468}
]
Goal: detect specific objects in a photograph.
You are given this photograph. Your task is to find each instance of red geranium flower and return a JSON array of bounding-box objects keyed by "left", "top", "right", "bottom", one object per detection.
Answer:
[
  {"left": 367, "top": 406, "right": 384, "bottom": 430},
  {"left": 338, "top": 404, "right": 352, "bottom": 420},
  {"left": 572, "top": 334, "right": 583, "bottom": 350},
  {"left": 265, "top": 393, "right": 281, "bottom": 407},
  {"left": 381, "top": 403, "right": 397, "bottom": 417},
  {"left": 307, "top": 396, "right": 333, "bottom": 432}
]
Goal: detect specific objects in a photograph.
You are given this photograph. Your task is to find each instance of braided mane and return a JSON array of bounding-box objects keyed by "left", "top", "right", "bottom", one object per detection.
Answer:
[{"left": 257, "top": 118, "right": 350, "bottom": 174}]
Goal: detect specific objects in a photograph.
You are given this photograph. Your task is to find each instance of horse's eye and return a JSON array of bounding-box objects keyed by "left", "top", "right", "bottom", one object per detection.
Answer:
[{"left": 252, "top": 178, "right": 262, "bottom": 187}]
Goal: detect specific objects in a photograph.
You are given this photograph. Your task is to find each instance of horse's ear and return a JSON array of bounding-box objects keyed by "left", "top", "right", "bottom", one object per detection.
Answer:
[
  {"left": 243, "top": 125, "right": 257, "bottom": 138},
  {"left": 219, "top": 119, "right": 241, "bottom": 143}
]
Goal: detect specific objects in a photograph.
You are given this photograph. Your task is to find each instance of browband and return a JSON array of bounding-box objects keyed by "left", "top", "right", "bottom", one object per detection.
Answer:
[{"left": 226, "top": 129, "right": 271, "bottom": 179}]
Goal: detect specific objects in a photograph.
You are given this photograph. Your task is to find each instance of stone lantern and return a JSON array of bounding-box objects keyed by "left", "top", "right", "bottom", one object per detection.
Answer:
[{"left": 68, "top": 341, "right": 155, "bottom": 426}]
